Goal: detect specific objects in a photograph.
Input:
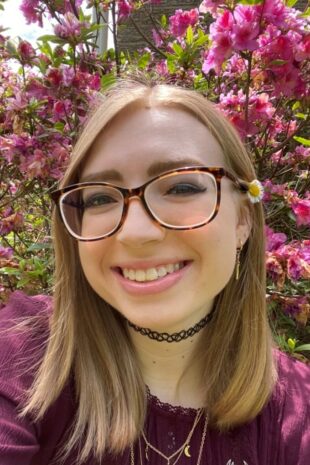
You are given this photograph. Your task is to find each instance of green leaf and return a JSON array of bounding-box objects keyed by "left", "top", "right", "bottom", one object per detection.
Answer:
[
  {"left": 161, "top": 15, "right": 167, "bottom": 28},
  {"left": 269, "top": 59, "right": 287, "bottom": 66},
  {"left": 300, "top": 7, "right": 310, "bottom": 17},
  {"left": 186, "top": 25, "right": 194, "bottom": 45},
  {"left": 172, "top": 42, "right": 183, "bottom": 57},
  {"left": 54, "top": 122, "right": 65, "bottom": 132},
  {"left": 27, "top": 242, "right": 52, "bottom": 252},
  {"left": 0, "top": 267, "right": 20, "bottom": 276},
  {"left": 293, "top": 136, "right": 310, "bottom": 146},
  {"left": 292, "top": 101, "right": 300, "bottom": 111},
  {"left": 138, "top": 52, "right": 151, "bottom": 69},
  {"left": 295, "top": 344, "right": 310, "bottom": 352},
  {"left": 239, "top": 0, "right": 263, "bottom": 4},
  {"left": 287, "top": 338, "right": 296, "bottom": 350},
  {"left": 100, "top": 73, "right": 116, "bottom": 91},
  {"left": 166, "top": 55, "right": 176, "bottom": 73},
  {"left": 295, "top": 113, "right": 307, "bottom": 120},
  {"left": 285, "top": 0, "right": 298, "bottom": 7},
  {"left": 195, "top": 32, "right": 209, "bottom": 47},
  {"left": 37, "top": 35, "right": 65, "bottom": 45}
]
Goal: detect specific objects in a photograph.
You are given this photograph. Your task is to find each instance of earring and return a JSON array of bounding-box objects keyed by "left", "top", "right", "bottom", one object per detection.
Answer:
[{"left": 235, "top": 243, "right": 243, "bottom": 280}]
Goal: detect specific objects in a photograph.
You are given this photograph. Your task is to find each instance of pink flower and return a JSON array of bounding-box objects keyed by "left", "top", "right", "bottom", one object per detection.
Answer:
[
  {"left": 47, "top": 68, "right": 63, "bottom": 87},
  {"left": 169, "top": 9, "right": 199, "bottom": 38},
  {"left": 54, "top": 12, "right": 89, "bottom": 41},
  {"left": 0, "top": 212, "right": 24, "bottom": 236},
  {"left": 118, "top": 0, "right": 133, "bottom": 23},
  {"left": 287, "top": 255, "right": 310, "bottom": 281},
  {"left": 295, "top": 35, "right": 310, "bottom": 62},
  {"left": 252, "top": 93, "right": 275, "bottom": 119},
  {"left": 18, "top": 40, "right": 36, "bottom": 62},
  {"left": 204, "top": 10, "right": 234, "bottom": 72},
  {"left": 266, "top": 253, "right": 285, "bottom": 288},
  {"left": 89, "top": 74, "right": 101, "bottom": 91},
  {"left": 60, "top": 65, "right": 75, "bottom": 87},
  {"left": 259, "top": 0, "right": 288, "bottom": 27},
  {"left": 152, "top": 29, "right": 164, "bottom": 48},
  {"left": 155, "top": 60, "right": 168, "bottom": 76},
  {"left": 53, "top": 99, "right": 72, "bottom": 121},
  {"left": 232, "top": 5, "right": 260, "bottom": 51},
  {"left": 0, "top": 245, "right": 13, "bottom": 259},
  {"left": 199, "top": 0, "right": 222, "bottom": 15},
  {"left": 20, "top": 0, "right": 42, "bottom": 26},
  {"left": 265, "top": 226, "right": 287, "bottom": 252},
  {"left": 291, "top": 198, "right": 310, "bottom": 227}
]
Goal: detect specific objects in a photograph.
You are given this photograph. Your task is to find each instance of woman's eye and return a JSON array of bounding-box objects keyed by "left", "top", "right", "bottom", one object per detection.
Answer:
[
  {"left": 165, "top": 183, "right": 207, "bottom": 195},
  {"left": 83, "top": 195, "right": 117, "bottom": 208}
]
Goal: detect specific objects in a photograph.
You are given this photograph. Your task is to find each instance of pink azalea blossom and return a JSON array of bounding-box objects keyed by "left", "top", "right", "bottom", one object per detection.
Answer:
[
  {"left": 169, "top": 9, "right": 199, "bottom": 38},
  {"left": 265, "top": 226, "right": 287, "bottom": 252},
  {"left": 18, "top": 40, "right": 36, "bottom": 62},
  {"left": 53, "top": 99, "right": 72, "bottom": 121},
  {"left": 291, "top": 198, "right": 310, "bottom": 227},
  {"left": 20, "top": 0, "right": 42, "bottom": 26},
  {"left": 152, "top": 29, "right": 164, "bottom": 48},
  {"left": 232, "top": 6, "right": 260, "bottom": 51},
  {"left": 199, "top": 0, "right": 222, "bottom": 15},
  {"left": 47, "top": 68, "right": 63, "bottom": 87},
  {"left": 203, "top": 10, "right": 234, "bottom": 72},
  {"left": 0, "top": 245, "right": 13, "bottom": 259},
  {"left": 54, "top": 12, "right": 89, "bottom": 40},
  {"left": 266, "top": 253, "right": 285, "bottom": 287},
  {"left": 89, "top": 74, "right": 101, "bottom": 91},
  {"left": 0, "top": 212, "right": 24, "bottom": 236},
  {"left": 118, "top": 0, "right": 133, "bottom": 23},
  {"left": 259, "top": 0, "right": 288, "bottom": 27},
  {"left": 262, "top": 180, "right": 287, "bottom": 202},
  {"left": 287, "top": 255, "right": 310, "bottom": 281},
  {"left": 295, "top": 35, "right": 310, "bottom": 62},
  {"left": 155, "top": 60, "right": 169, "bottom": 76},
  {"left": 60, "top": 64, "right": 75, "bottom": 87}
]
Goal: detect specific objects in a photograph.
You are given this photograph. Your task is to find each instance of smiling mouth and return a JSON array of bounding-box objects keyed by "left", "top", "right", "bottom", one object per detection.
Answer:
[{"left": 115, "top": 261, "right": 188, "bottom": 283}]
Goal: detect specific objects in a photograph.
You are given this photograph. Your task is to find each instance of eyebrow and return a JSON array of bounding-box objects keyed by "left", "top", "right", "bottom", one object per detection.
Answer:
[{"left": 80, "top": 157, "right": 206, "bottom": 183}]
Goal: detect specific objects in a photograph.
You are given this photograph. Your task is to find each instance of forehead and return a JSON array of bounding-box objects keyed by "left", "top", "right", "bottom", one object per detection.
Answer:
[{"left": 81, "top": 105, "right": 225, "bottom": 184}]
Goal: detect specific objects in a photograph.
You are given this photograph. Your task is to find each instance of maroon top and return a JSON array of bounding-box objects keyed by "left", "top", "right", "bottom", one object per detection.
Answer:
[{"left": 0, "top": 291, "right": 309, "bottom": 465}]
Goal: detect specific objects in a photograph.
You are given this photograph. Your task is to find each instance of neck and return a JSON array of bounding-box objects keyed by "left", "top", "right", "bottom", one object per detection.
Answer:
[{"left": 128, "top": 325, "right": 206, "bottom": 409}]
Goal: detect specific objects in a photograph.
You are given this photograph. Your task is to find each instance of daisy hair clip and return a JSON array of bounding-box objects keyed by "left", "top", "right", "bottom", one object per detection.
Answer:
[{"left": 246, "top": 179, "right": 264, "bottom": 204}]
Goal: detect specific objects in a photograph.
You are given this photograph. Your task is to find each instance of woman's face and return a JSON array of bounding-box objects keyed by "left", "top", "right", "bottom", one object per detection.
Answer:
[{"left": 78, "top": 105, "right": 250, "bottom": 332}]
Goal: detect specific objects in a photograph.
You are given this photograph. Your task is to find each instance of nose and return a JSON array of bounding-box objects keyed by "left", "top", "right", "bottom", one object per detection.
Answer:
[{"left": 116, "top": 197, "right": 166, "bottom": 247}]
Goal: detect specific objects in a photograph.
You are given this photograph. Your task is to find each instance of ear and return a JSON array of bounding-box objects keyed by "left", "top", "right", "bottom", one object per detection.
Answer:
[{"left": 236, "top": 204, "right": 252, "bottom": 247}]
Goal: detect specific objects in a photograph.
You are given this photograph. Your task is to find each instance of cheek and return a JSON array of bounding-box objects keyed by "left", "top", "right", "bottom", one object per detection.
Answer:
[
  {"left": 183, "top": 220, "right": 237, "bottom": 284},
  {"left": 78, "top": 242, "right": 108, "bottom": 279}
]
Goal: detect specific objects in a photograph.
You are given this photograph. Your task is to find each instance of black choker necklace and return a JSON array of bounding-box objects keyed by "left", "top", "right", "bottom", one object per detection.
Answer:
[{"left": 127, "top": 307, "right": 216, "bottom": 343}]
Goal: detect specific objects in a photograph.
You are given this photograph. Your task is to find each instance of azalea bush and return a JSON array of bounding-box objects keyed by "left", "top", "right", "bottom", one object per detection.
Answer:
[{"left": 0, "top": 0, "right": 309, "bottom": 358}]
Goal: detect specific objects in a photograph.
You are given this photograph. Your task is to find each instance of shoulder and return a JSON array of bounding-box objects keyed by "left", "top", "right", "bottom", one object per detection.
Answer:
[
  {"left": 268, "top": 349, "right": 310, "bottom": 464},
  {"left": 273, "top": 349, "right": 310, "bottom": 407},
  {"left": 0, "top": 290, "right": 52, "bottom": 322},
  {"left": 0, "top": 291, "right": 52, "bottom": 399}
]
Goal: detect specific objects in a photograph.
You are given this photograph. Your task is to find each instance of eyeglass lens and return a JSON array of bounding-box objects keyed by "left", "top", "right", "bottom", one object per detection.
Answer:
[{"left": 60, "top": 172, "right": 218, "bottom": 240}]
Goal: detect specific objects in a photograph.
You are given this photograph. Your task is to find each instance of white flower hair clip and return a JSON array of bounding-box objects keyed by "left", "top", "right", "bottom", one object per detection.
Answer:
[{"left": 246, "top": 179, "right": 264, "bottom": 203}]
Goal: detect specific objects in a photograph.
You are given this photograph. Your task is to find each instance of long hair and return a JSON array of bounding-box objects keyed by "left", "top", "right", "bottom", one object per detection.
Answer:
[{"left": 22, "top": 79, "right": 277, "bottom": 462}]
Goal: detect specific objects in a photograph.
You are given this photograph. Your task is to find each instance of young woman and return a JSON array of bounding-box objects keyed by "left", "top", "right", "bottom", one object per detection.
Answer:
[{"left": 0, "top": 80, "right": 309, "bottom": 465}]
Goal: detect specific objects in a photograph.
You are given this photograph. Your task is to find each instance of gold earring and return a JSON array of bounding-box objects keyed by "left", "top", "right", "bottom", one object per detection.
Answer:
[{"left": 235, "top": 243, "right": 243, "bottom": 280}]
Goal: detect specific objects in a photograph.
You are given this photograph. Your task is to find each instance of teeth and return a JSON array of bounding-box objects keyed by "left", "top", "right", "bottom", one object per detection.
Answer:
[{"left": 121, "top": 262, "right": 184, "bottom": 282}]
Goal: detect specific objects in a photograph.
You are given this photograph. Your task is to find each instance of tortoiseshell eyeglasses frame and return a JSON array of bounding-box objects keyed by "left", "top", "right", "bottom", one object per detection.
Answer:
[{"left": 50, "top": 166, "right": 249, "bottom": 242}]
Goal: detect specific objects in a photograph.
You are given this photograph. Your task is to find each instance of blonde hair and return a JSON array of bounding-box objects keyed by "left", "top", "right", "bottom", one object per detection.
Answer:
[{"left": 23, "top": 79, "right": 277, "bottom": 462}]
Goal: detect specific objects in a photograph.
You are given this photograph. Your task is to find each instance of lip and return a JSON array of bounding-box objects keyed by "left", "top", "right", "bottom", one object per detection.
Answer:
[{"left": 111, "top": 261, "right": 193, "bottom": 296}]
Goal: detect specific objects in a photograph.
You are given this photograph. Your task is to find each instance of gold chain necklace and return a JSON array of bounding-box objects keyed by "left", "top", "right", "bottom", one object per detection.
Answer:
[{"left": 130, "top": 410, "right": 208, "bottom": 465}]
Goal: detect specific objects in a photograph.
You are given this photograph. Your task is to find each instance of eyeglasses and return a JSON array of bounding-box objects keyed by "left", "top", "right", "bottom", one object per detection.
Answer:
[{"left": 51, "top": 166, "right": 248, "bottom": 242}]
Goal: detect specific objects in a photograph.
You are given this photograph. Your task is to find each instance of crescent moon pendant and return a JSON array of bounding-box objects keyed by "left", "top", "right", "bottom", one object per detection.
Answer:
[{"left": 184, "top": 445, "right": 191, "bottom": 458}]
